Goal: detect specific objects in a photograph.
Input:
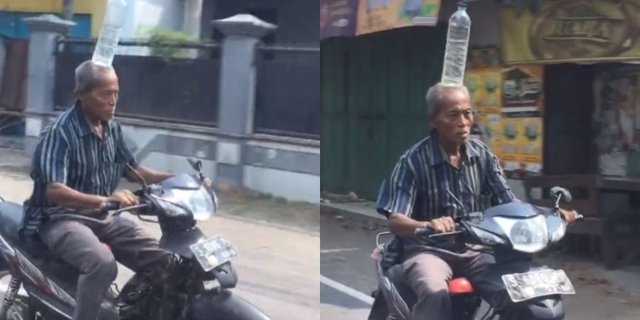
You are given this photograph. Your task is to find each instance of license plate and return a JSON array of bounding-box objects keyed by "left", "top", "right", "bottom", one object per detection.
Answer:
[
  {"left": 501, "top": 269, "right": 575, "bottom": 303},
  {"left": 189, "top": 236, "right": 237, "bottom": 272}
]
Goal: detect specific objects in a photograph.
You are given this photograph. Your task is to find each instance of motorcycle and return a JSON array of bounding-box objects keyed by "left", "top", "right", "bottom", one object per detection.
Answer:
[
  {"left": 0, "top": 158, "right": 271, "bottom": 320},
  {"left": 368, "top": 186, "right": 582, "bottom": 320}
]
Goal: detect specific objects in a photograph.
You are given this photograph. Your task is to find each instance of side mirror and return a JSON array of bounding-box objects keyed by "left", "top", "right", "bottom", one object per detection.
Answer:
[
  {"left": 550, "top": 186, "right": 572, "bottom": 203},
  {"left": 187, "top": 158, "right": 203, "bottom": 172}
]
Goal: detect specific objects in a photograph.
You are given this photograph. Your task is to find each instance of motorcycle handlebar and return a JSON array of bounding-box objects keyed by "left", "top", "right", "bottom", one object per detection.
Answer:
[
  {"left": 414, "top": 209, "right": 584, "bottom": 239},
  {"left": 414, "top": 225, "right": 464, "bottom": 239}
]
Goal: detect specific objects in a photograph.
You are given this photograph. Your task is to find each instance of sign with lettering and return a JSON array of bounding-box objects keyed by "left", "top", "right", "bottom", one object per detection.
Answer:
[
  {"left": 321, "top": 0, "right": 359, "bottom": 38},
  {"left": 502, "top": 65, "right": 544, "bottom": 115},
  {"left": 499, "top": 0, "right": 640, "bottom": 63},
  {"left": 355, "top": 0, "right": 441, "bottom": 36}
]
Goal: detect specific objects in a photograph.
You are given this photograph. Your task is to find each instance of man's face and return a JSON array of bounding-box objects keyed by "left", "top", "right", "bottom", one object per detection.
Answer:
[
  {"left": 431, "top": 89, "right": 474, "bottom": 146},
  {"left": 79, "top": 70, "right": 119, "bottom": 122}
]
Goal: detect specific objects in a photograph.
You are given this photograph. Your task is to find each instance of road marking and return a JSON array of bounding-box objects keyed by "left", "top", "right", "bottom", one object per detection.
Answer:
[
  {"left": 320, "top": 275, "right": 374, "bottom": 306},
  {"left": 320, "top": 248, "right": 360, "bottom": 254}
]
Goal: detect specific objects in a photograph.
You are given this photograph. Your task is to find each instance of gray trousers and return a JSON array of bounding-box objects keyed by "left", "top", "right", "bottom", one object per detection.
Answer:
[
  {"left": 402, "top": 249, "right": 494, "bottom": 320},
  {"left": 39, "top": 215, "right": 173, "bottom": 320}
]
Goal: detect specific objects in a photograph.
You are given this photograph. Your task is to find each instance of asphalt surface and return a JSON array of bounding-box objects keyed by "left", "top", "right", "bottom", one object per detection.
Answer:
[
  {"left": 320, "top": 206, "right": 640, "bottom": 320},
  {"left": 0, "top": 150, "right": 320, "bottom": 320}
]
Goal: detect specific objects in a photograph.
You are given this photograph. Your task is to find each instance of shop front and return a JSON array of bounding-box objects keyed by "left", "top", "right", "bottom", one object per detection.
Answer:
[{"left": 489, "top": 0, "right": 640, "bottom": 268}]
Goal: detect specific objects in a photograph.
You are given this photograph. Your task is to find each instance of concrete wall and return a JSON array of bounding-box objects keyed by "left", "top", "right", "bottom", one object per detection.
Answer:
[{"left": 117, "top": 118, "right": 320, "bottom": 204}]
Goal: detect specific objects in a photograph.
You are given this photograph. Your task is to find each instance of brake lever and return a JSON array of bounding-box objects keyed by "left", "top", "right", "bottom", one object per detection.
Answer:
[
  {"left": 428, "top": 230, "right": 464, "bottom": 238},
  {"left": 136, "top": 214, "right": 158, "bottom": 223}
]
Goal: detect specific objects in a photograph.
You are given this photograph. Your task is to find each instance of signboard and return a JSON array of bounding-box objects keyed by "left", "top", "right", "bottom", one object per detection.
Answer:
[
  {"left": 466, "top": 65, "right": 544, "bottom": 179},
  {"left": 321, "top": 0, "right": 358, "bottom": 38},
  {"left": 593, "top": 66, "right": 640, "bottom": 177},
  {"left": 356, "top": 0, "right": 441, "bottom": 35},
  {"left": 499, "top": 0, "right": 640, "bottom": 64}
]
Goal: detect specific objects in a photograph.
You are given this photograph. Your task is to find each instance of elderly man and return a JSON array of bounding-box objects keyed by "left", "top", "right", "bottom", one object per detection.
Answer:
[
  {"left": 376, "top": 83, "right": 578, "bottom": 320},
  {"left": 21, "top": 60, "right": 185, "bottom": 320}
]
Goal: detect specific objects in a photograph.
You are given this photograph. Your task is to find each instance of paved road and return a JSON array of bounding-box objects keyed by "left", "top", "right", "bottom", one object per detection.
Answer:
[
  {"left": 320, "top": 206, "right": 640, "bottom": 320},
  {"left": 0, "top": 151, "right": 320, "bottom": 320}
]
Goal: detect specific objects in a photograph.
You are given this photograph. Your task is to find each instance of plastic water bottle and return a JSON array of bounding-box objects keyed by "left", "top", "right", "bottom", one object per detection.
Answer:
[
  {"left": 91, "top": 0, "right": 129, "bottom": 66},
  {"left": 441, "top": 4, "right": 471, "bottom": 86}
]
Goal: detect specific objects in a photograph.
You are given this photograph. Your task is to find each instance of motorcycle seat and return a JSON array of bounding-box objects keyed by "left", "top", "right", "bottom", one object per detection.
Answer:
[
  {"left": 0, "top": 200, "right": 27, "bottom": 245},
  {"left": 0, "top": 201, "right": 81, "bottom": 289}
]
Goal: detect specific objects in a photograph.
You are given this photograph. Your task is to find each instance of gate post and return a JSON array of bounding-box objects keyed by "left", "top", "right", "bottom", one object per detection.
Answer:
[
  {"left": 23, "top": 14, "right": 75, "bottom": 156},
  {"left": 212, "top": 14, "right": 276, "bottom": 186}
]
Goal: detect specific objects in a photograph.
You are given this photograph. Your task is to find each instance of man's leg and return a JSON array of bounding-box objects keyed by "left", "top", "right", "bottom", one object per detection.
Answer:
[
  {"left": 40, "top": 220, "right": 117, "bottom": 320},
  {"left": 97, "top": 216, "right": 175, "bottom": 276},
  {"left": 455, "top": 252, "right": 506, "bottom": 310},
  {"left": 402, "top": 252, "right": 454, "bottom": 320}
]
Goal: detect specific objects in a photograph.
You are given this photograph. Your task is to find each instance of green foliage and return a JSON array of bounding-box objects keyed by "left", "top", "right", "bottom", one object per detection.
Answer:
[{"left": 147, "top": 27, "right": 194, "bottom": 60}]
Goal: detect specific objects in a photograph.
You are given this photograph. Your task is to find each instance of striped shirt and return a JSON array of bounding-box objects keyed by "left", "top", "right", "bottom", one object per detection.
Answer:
[
  {"left": 376, "top": 129, "right": 515, "bottom": 259},
  {"left": 22, "top": 102, "right": 137, "bottom": 232}
]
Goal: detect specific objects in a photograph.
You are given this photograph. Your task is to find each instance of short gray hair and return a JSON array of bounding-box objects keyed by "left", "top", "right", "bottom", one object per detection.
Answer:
[
  {"left": 425, "top": 83, "right": 470, "bottom": 118},
  {"left": 74, "top": 60, "right": 116, "bottom": 95}
]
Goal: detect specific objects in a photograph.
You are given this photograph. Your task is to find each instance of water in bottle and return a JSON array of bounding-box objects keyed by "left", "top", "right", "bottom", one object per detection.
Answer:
[
  {"left": 92, "top": 0, "right": 129, "bottom": 66},
  {"left": 441, "top": 3, "right": 472, "bottom": 86}
]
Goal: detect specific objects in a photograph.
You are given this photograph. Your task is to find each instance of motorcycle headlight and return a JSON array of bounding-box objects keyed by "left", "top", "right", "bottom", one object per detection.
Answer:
[
  {"left": 157, "top": 198, "right": 189, "bottom": 217},
  {"left": 494, "top": 215, "right": 548, "bottom": 253},
  {"left": 550, "top": 220, "right": 567, "bottom": 243},
  {"left": 155, "top": 187, "right": 215, "bottom": 220}
]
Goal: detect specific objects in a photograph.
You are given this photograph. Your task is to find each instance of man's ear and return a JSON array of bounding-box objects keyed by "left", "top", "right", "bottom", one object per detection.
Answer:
[{"left": 429, "top": 115, "right": 437, "bottom": 129}]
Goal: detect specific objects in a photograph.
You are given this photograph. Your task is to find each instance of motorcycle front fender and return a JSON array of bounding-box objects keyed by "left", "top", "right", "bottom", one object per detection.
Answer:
[{"left": 190, "top": 290, "right": 271, "bottom": 320}]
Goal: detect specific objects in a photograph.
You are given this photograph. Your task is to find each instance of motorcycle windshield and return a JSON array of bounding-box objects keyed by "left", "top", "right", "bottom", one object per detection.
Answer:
[
  {"left": 161, "top": 186, "right": 215, "bottom": 221},
  {"left": 160, "top": 173, "right": 201, "bottom": 190}
]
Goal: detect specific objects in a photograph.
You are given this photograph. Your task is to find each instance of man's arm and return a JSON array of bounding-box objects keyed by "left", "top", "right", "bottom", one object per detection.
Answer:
[
  {"left": 377, "top": 156, "right": 429, "bottom": 237},
  {"left": 46, "top": 184, "right": 109, "bottom": 210},
  {"left": 38, "top": 129, "right": 109, "bottom": 210},
  {"left": 485, "top": 153, "right": 518, "bottom": 205}
]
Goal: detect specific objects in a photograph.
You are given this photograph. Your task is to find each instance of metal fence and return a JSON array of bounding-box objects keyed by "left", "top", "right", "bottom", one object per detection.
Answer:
[
  {"left": 54, "top": 39, "right": 320, "bottom": 139},
  {"left": 254, "top": 45, "right": 320, "bottom": 139},
  {"left": 54, "top": 39, "right": 221, "bottom": 127}
]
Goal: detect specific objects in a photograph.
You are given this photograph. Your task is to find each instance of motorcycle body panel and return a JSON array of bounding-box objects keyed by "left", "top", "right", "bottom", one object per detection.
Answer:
[{"left": 159, "top": 227, "right": 206, "bottom": 259}]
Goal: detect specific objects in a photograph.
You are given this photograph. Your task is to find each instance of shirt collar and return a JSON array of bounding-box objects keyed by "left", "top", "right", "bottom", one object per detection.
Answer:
[
  {"left": 427, "top": 129, "right": 480, "bottom": 167},
  {"left": 72, "top": 100, "right": 111, "bottom": 137}
]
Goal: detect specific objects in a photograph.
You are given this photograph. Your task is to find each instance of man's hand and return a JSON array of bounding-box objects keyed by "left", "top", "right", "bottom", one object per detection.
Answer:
[
  {"left": 202, "top": 177, "right": 213, "bottom": 190},
  {"left": 559, "top": 209, "right": 579, "bottom": 225},
  {"left": 108, "top": 190, "right": 138, "bottom": 208},
  {"left": 426, "top": 216, "right": 456, "bottom": 233}
]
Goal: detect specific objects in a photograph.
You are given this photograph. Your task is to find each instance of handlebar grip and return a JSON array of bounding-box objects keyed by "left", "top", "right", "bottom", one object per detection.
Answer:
[
  {"left": 414, "top": 227, "right": 435, "bottom": 238},
  {"left": 103, "top": 200, "right": 120, "bottom": 212}
]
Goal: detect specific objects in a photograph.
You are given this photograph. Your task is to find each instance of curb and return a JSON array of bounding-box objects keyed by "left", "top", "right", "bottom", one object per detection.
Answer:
[{"left": 320, "top": 201, "right": 385, "bottom": 221}]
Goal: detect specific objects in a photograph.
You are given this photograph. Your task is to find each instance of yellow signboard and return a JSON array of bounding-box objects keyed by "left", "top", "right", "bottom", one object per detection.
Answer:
[
  {"left": 356, "top": 0, "right": 441, "bottom": 35},
  {"left": 499, "top": 0, "right": 640, "bottom": 64},
  {"left": 466, "top": 66, "right": 544, "bottom": 178}
]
